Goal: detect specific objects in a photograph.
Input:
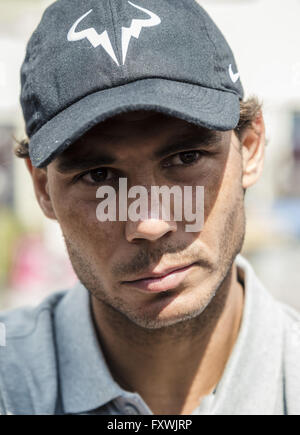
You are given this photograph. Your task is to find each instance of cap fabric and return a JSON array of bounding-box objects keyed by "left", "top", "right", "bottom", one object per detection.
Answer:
[{"left": 20, "top": 0, "right": 244, "bottom": 167}]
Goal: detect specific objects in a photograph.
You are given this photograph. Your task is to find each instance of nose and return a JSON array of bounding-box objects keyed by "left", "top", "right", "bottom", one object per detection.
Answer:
[{"left": 126, "top": 218, "right": 177, "bottom": 243}]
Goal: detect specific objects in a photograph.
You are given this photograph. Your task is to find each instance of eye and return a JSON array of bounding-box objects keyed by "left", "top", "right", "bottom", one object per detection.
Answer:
[
  {"left": 163, "top": 151, "right": 204, "bottom": 168},
  {"left": 178, "top": 151, "right": 200, "bottom": 165},
  {"left": 80, "top": 168, "right": 114, "bottom": 185}
]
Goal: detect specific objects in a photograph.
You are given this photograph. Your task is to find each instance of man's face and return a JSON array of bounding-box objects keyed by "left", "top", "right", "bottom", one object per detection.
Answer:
[{"left": 45, "top": 111, "right": 246, "bottom": 329}]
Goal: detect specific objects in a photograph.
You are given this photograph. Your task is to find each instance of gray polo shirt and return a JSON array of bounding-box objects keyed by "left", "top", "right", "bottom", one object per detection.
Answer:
[{"left": 0, "top": 254, "right": 299, "bottom": 415}]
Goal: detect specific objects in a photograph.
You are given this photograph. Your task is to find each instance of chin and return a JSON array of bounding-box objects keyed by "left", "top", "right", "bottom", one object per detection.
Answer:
[{"left": 122, "top": 289, "right": 215, "bottom": 330}]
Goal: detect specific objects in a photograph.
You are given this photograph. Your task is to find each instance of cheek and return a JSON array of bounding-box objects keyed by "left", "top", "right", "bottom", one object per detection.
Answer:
[
  {"left": 51, "top": 188, "right": 123, "bottom": 262},
  {"left": 201, "top": 146, "right": 244, "bottom": 242},
  {"left": 221, "top": 145, "right": 243, "bottom": 204},
  {"left": 198, "top": 156, "right": 230, "bottom": 220}
]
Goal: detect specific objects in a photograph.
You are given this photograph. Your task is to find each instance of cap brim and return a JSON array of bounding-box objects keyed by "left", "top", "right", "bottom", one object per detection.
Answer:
[{"left": 29, "top": 78, "right": 241, "bottom": 167}]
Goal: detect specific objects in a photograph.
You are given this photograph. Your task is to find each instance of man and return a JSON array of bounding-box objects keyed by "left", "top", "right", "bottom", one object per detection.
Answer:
[{"left": 0, "top": 0, "right": 299, "bottom": 416}]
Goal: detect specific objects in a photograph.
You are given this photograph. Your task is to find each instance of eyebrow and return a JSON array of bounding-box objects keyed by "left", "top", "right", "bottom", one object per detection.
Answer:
[
  {"left": 56, "top": 153, "right": 116, "bottom": 173},
  {"left": 56, "top": 129, "right": 219, "bottom": 173},
  {"left": 153, "top": 130, "right": 219, "bottom": 159}
]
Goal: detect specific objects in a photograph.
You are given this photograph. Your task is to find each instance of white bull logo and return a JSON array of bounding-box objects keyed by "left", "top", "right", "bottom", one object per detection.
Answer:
[{"left": 67, "top": 1, "right": 161, "bottom": 66}]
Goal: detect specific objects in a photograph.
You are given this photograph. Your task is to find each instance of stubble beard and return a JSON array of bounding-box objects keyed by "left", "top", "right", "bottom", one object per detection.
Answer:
[{"left": 63, "top": 183, "right": 246, "bottom": 334}]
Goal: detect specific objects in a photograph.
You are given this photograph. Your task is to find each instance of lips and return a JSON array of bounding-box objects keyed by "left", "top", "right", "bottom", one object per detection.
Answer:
[{"left": 122, "top": 262, "right": 197, "bottom": 293}]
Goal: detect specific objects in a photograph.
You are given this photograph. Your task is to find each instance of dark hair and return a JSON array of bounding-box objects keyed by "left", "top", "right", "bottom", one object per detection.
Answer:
[
  {"left": 235, "top": 96, "right": 263, "bottom": 140},
  {"left": 14, "top": 97, "right": 262, "bottom": 160}
]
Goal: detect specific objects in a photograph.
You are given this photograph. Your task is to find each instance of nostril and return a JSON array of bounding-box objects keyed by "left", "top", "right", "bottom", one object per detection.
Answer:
[{"left": 125, "top": 219, "right": 177, "bottom": 243}]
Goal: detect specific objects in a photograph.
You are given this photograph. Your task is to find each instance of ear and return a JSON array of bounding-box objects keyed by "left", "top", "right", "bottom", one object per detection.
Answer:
[
  {"left": 25, "top": 158, "right": 57, "bottom": 220},
  {"left": 241, "top": 112, "right": 266, "bottom": 189}
]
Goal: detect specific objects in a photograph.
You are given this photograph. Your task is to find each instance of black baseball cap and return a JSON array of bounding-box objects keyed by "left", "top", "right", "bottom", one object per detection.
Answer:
[{"left": 20, "top": 0, "right": 244, "bottom": 168}]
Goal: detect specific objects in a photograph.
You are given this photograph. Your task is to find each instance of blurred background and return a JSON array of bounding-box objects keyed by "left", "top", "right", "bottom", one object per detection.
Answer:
[{"left": 0, "top": 0, "right": 299, "bottom": 310}]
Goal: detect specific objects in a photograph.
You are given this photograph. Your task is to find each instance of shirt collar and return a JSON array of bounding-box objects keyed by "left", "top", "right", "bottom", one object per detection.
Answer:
[
  {"left": 54, "top": 282, "right": 124, "bottom": 414},
  {"left": 211, "top": 254, "right": 284, "bottom": 415}
]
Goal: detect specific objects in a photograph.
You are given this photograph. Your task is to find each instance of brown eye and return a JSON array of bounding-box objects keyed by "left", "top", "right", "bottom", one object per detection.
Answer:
[
  {"left": 162, "top": 150, "right": 203, "bottom": 168},
  {"left": 80, "top": 168, "right": 114, "bottom": 185},
  {"left": 179, "top": 151, "right": 199, "bottom": 164},
  {"left": 89, "top": 168, "right": 108, "bottom": 183}
]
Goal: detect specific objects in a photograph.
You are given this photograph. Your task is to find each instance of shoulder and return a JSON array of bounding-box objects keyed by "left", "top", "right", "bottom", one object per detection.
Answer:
[
  {"left": 277, "top": 301, "right": 300, "bottom": 415},
  {"left": 0, "top": 290, "right": 68, "bottom": 415},
  {"left": 280, "top": 301, "right": 300, "bottom": 334},
  {"left": 279, "top": 301, "right": 300, "bottom": 353},
  {"left": 0, "top": 290, "right": 66, "bottom": 339},
  {"left": 236, "top": 255, "right": 300, "bottom": 414}
]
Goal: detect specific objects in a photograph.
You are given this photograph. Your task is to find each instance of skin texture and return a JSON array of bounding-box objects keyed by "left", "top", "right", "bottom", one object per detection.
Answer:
[{"left": 27, "top": 110, "right": 265, "bottom": 414}]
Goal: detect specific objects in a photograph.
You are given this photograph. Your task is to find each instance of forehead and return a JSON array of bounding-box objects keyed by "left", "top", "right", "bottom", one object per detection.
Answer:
[{"left": 56, "top": 110, "right": 222, "bottom": 163}]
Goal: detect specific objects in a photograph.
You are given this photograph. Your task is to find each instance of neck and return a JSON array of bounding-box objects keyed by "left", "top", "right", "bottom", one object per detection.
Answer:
[{"left": 91, "top": 262, "right": 244, "bottom": 415}]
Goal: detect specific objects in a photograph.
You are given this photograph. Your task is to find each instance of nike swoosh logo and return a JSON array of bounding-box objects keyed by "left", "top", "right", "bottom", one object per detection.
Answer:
[{"left": 229, "top": 64, "right": 240, "bottom": 83}]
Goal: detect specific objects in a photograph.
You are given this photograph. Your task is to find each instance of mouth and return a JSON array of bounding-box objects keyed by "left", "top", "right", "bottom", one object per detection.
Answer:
[{"left": 122, "top": 262, "right": 198, "bottom": 293}]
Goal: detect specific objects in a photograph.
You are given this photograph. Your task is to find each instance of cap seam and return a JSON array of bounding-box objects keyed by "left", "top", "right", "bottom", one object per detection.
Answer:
[
  {"left": 188, "top": 0, "right": 222, "bottom": 89},
  {"left": 202, "top": 21, "right": 222, "bottom": 89},
  {"left": 108, "top": 0, "right": 122, "bottom": 67}
]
